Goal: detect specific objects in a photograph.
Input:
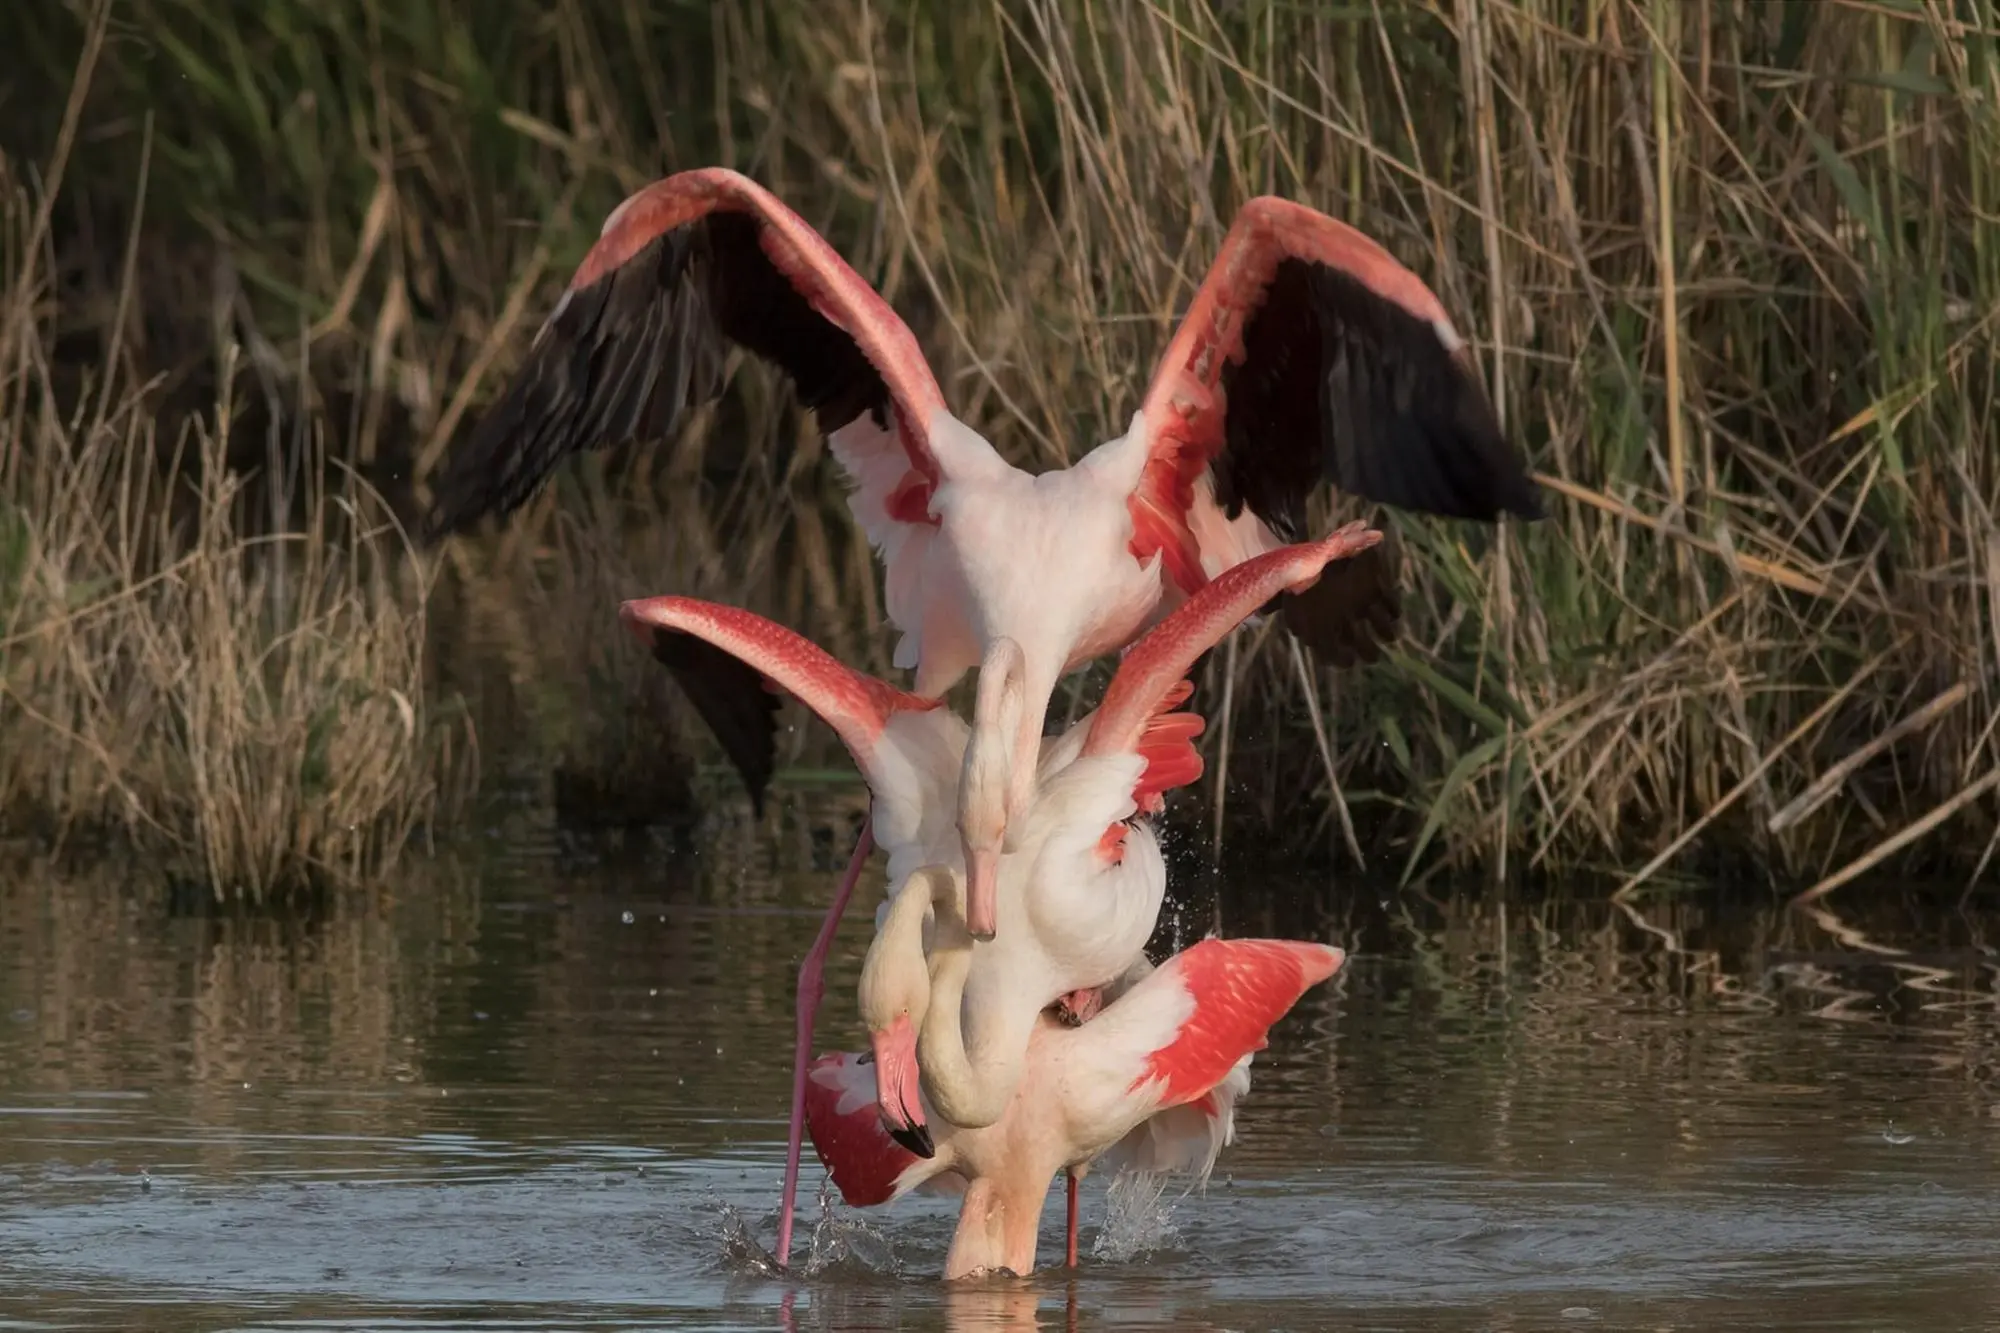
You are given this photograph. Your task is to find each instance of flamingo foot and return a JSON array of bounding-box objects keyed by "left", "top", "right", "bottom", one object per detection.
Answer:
[
  {"left": 1053, "top": 987, "right": 1103, "bottom": 1026},
  {"left": 776, "top": 817, "right": 876, "bottom": 1271}
]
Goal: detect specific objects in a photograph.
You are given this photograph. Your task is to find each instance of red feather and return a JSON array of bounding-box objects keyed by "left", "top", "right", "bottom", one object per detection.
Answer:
[
  {"left": 1136, "top": 939, "right": 1343, "bottom": 1106},
  {"left": 803, "top": 1053, "right": 920, "bottom": 1208},
  {"left": 1098, "top": 678, "right": 1205, "bottom": 863}
]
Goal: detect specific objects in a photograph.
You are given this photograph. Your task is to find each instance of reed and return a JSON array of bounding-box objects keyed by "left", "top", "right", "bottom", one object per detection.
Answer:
[
  {"left": 3, "top": 0, "right": 1995, "bottom": 893},
  {"left": 0, "top": 19, "right": 471, "bottom": 896}
]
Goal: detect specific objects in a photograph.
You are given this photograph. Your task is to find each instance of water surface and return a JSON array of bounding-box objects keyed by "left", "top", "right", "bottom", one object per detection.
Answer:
[{"left": 3, "top": 798, "right": 1998, "bottom": 1331}]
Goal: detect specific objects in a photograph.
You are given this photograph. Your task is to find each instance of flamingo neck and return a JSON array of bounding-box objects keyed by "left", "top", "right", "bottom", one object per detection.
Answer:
[
  {"left": 857, "top": 870, "right": 938, "bottom": 1035},
  {"left": 916, "top": 884, "right": 1027, "bottom": 1131},
  {"left": 959, "top": 639, "right": 1029, "bottom": 858}
]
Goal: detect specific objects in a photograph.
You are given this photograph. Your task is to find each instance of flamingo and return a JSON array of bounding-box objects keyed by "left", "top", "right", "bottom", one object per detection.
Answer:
[
  {"left": 622, "top": 527, "right": 1380, "bottom": 1262},
  {"left": 423, "top": 168, "right": 1542, "bottom": 950},
  {"left": 428, "top": 168, "right": 1537, "bottom": 1266},
  {"left": 624, "top": 531, "right": 1372, "bottom": 1094},
  {"left": 852, "top": 528, "right": 1382, "bottom": 1149},
  {"left": 806, "top": 864, "right": 1347, "bottom": 1280}
]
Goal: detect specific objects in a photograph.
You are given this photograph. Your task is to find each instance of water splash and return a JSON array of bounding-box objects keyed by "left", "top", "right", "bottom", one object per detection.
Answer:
[
  {"left": 705, "top": 1181, "right": 900, "bottom": 1281},
  {"left": 712, "top": 1197, "right": 783, "bottom": 1277},
  {"left": 801, "top": 1178, "right": 901, "bottom": 1279},
  {"left": 1092, "top": 1170, "right": 1181, "bottom": 1263}
]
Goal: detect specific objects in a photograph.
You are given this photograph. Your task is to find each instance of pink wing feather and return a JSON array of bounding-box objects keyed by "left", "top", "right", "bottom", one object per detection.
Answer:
[
  {"left": 804, "top": 1052, "right": 930, "bottom": 1207},
  {"left": 425, "top": 167, "right": 948, "bottom": 540},
  {"left": 619, "top": 596, "right": 938, "bottom": 781},
  {"left": 1135, "top": 939, "right": 1345, "bottom": 1106},
  {"left": 1127, "top": 196, "right": 1538, "bottom": 599},
  {"left": 1086, "top": 523, "right": 1384, "bottom": 763}
]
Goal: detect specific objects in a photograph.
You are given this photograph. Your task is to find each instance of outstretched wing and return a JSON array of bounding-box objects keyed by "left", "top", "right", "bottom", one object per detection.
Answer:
[
  {"left": 1132, "top": 939, "right": 1344, "bottom": 1107},
  {"left": 620, "top": 595, "right": 941, "bottom": 807},
  {"left": 432, "top": 170, "right": 951, "bottom": 806},
  {"left": 422, "top": 167, "right": 949, "bottom": 542},
  {"left": 1128, "top": 196, "right": 1541, "bottom": 662},
  {"left": 1086, "top": 524, "right": 1383, "bottom": 762},
  {"left": 1084, "top": 526, "right": 1382, "bottom": 861},
  {"left": 641, "top": 630, "right": 782, "bottom": 817}
]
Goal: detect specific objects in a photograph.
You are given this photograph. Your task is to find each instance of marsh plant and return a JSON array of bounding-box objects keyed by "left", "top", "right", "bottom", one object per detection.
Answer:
[{"left": 1, "top": 0, "right": 1995, "bottom": 897}]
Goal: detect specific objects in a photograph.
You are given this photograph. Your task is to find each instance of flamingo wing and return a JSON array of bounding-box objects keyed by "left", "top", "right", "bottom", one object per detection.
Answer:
[
  {"left": 640, "top": 631, "right": 782, "bottom": 818},
  {"left": 1086, "top": 525, "right": 1383, "bottom": 763},
  {"left": 1080, "top": 527, "right": 1380, "bottom": 862},
  {"left": 1129, "top": 196, "right": 1540, "bottom": 662},
  {"left": 620, "top": 595, "right": 940, "bottom": 801},
  {"left": 1131, "top": 939, "right": 1345, "bottom": 1108},
  {"left": 804, "top": 1051, "right": 938, "bottom": 1206},
  {"left": 424, "top": 167, "right": 948, "bottom": 540}
]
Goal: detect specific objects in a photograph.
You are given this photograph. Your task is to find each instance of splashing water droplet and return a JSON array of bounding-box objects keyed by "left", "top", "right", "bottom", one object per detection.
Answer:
[
  {"left": 802, "top": 1177, "right": 900, "bottom": 1277},
  {"left": 1093, "top": 1170, "right": 1182, "bottom": 1263}
]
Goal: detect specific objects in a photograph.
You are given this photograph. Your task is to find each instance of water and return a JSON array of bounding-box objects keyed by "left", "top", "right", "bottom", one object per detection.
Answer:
[{"left": 3, "top": 799, "right": 1999, "bottom": 1331}]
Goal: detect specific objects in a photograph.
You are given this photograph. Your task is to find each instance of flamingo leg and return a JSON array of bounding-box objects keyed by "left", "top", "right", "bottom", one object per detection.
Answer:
[
  {"left": 1065, "top": 1167, "right": 1080, "bottom": 1268},
  {"left": 776, "top": 817, "right": 876, "bottom": 1271}
]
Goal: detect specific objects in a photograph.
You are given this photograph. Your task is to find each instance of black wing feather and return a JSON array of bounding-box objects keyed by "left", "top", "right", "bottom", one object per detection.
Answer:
[
  {"left": 1214, "top": 258, "right": 1541, "bottom": 537},
  {"left": 1211, "top": 258, "right": 1538, "bottom": 671},
  {"left": 643, "top": 624, "right": 783, "bottom": 817},
  {"left": 422, "top": 207, "right": 898, "bottom": 811},
  {"left": 1276, "top": 527, "right": 1403, "bottom": 669},
  {"left": 421, "top": 213, "right": 891, "bottom": 544}
]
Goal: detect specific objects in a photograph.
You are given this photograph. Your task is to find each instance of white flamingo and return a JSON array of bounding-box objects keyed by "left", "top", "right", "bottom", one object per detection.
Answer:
[
  {"left": 621, "top": 527, "right": 1376, "bottom": 1139},
  {"left": 809, "top": 863, "right": 1346, "bottom": 1280},
  {"left": 850, "top": 529, "right": 1381, "bottom": 1150},
  {"left": 429, "top": 168, "right": 1536, "bottom": 1263}
]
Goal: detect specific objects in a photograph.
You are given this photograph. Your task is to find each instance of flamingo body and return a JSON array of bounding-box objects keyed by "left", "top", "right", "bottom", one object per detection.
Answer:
[
  {"left": 431, "top": 165, "right": 1538, "bottom": 1267},
  {"left": 807, "top": 926, "right": 1346, "bottom": 1279},
  {"left": 427, "top": 169, "right": 1540, "bottom": 920},
  {"left": 622, "top": 526, "right": 1381, "bottom": 1140}
]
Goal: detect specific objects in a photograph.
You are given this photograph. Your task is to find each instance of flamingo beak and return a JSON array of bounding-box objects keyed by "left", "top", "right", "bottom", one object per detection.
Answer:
[
  {"left": 871, "top": 1015, "right": 933, "bottom": 1159},
  {"left": 963, "top": 842, "right": 1000, "bottom": 942}
]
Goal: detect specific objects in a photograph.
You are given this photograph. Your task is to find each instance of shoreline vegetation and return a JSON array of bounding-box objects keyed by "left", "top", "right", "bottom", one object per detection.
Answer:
[{"left": 2, "top": 0, "right": 1996, "bottom": 900}]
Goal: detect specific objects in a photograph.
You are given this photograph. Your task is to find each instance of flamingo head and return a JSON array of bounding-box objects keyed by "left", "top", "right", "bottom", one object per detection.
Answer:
[
  {"left": 856, "top": 875, "right": 939, "bottom": 1159},
  {"left": 957, "top": 638, "right": 1033, "bottom": 942}
]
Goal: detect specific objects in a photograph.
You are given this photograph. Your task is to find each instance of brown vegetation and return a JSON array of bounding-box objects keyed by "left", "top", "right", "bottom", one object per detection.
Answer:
[{"left": 1, "top": 0, "right": 1996, "bottom": 898}]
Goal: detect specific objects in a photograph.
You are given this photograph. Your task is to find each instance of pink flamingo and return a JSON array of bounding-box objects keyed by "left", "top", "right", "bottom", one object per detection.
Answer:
[
  {"left": 629, "top": 529, "right": 1377, "bottom": 1138},
  {"left": 808, "top": 863, "right": 1346, "bottom": 1280},
  {"left": 622, "top": 528, "right": 1378, "bottom": 1261},
  {"left": 429, "top": 168, "right": 1536, "bottom": 1263},
  {"left": 852, "top": 529, "right": 1381, "bottom": 1149},
  {"left": 426, "top": 168, "right": 1538, "bottom": 942}
]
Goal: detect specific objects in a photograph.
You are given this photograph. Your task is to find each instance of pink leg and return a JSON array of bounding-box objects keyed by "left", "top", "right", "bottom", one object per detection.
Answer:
[
  {"left": 776, "top": 818, "right": 876, "bottom": 1271},
  {"left": 1065, "top": 1167, "right": 1079, "bottom": 1268}
]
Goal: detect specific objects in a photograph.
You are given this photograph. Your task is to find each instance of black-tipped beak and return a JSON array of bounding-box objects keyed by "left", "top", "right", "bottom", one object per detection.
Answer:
[{"left": 888, "top": 1118, "right": 935, "bottom": 1160}]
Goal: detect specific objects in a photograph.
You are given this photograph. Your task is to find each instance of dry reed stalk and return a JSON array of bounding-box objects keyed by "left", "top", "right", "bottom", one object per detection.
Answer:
[{"left": 1, "top": 0, "right": 1993, "bottom": 889}]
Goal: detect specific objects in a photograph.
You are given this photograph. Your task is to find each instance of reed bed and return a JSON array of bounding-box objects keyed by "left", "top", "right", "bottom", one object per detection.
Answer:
[
  {"left": 2, "top": 0, "right": 1996, "bottom": 896},
  {"left": 0, "top": 38, "right": 470, "bottom": 895}
]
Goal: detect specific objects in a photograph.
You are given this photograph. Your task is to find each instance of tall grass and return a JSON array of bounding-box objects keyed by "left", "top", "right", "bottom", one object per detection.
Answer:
[
  {"left": 0, "top": 30, "right": 470, "bottom": 896},
  {"left": 3, "top": 0, "right": 1997, "bottom": 894}
]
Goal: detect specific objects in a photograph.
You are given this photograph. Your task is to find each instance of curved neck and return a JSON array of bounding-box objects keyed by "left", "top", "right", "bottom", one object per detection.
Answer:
[
  {"left": 960, "top": 643, "right": 1024, "bottom": 832},
  {"left": 857, "top": 869, "right": 938, "bottom": 1031},
  {"left": 916, "top": 881, "right": 1028, "bottom": 1130}
]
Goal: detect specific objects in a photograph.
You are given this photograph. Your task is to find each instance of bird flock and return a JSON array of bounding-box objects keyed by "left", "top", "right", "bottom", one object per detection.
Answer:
[{"left": 423, "top": 168, "right": 1541, "bottom": 1280}]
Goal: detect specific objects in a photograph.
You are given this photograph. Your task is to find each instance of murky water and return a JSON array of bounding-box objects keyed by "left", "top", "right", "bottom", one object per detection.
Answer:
[{"left": 3, "top": 794, "right": 1999, "bottom": 1331}]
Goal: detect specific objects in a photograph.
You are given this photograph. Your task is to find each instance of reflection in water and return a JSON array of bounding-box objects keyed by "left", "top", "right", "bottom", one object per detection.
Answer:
[{"left": 2, "top": 795, "right": 1999, "bottom": 1330}]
